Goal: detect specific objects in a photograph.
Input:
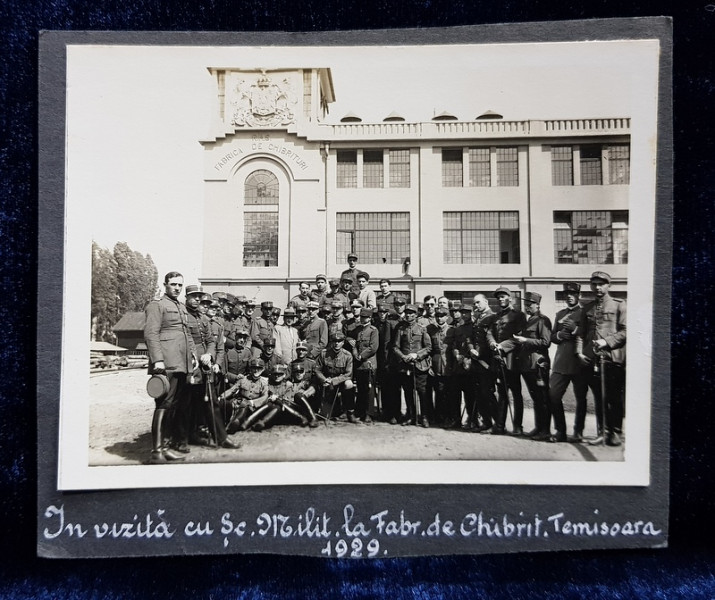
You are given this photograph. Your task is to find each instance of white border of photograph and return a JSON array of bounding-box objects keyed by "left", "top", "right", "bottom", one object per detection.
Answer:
[{"left": 58, "top": 40, "right": 660, "bottom": 490}]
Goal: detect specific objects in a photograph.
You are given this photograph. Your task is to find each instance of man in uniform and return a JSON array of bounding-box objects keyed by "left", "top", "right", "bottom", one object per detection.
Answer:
[
  {"left": 225, "top": 329, "right": 252, "bottom": 385},
  {"left": 376, "top": 279, "right": 397, "bottom": 311},
  {"left": 487, "top": 287, "right": 527, "bottom": 435},
  {"left": 340, "top": 252, "right": 361, "bottom": 294},
  {"left": 311, "top": 274, "right": 331, "bottom": 311},
  {"left": 314, "top": 331, "right": 356, "bottom": 422},
  {"left": 258, "top": 338, "right": 286, "bottom": 373},
  {"left": 512, "top": 292, "right": 552, "bottom": 441},
  {"left": 467, "top": 294, "right": 498, "bottom": 434},
  {"left": 302, "top": 301, "right": 328, "bottom": 360},
  {"left": 325, "top": 278, "right": 341, "bottom": 303},
  {"left": 245, "top": 298, "right": 258, "bottom": 323},
  {"left": 343, "top": 299, "right": 364, "bottom": 345},
  {"left": 577, "top": 271, "right": 627, "bottom": 446},
  {"left": 230, "top": 296, "right": 251, "bottom": 340},
  {"left": 393, "top": 304, "right": 433, "bottom": 427},
  {"left": 292, "top": 341, "right": 317, "bottom": 384},
  {"left": 548, "top": 282, "right": 589, "bottom": 443},
  {"left": 250, "top": 301, "right": 275, "bottom": 358},
  {"left": 418, "top": 296, "right": 438, "bottom": 328},
  {"left": 393, "top": 296, "right": 407, "bottom": 322},
  {"left": 449, "top": 300, "right": 477, "bottom": 429},
  {"left": 333, "top": 276, "right": 356, "bottom": 311},
  {"left": 144, "top": 271, "right": 195, "bottom": 464},
  {"left": 326, "top": 300, "right": 346, "bottom": 340},
  {"left": 220, "top": 358, "right": 269, "bottom": 433},
  {"left": 291, "top": 362, "right": 320, "bottom": 427},
  {"left": 356, "top": 271, "right": 377, "bottom": 310},
  {"left": 290, "top": 282, "right": 313, "bottom": 311},
  {"left": 427, "top": 306, "right": 455, "bottom": 428},
  {"left": 350, "top": 307, "right": 379, "bottom": 423}
]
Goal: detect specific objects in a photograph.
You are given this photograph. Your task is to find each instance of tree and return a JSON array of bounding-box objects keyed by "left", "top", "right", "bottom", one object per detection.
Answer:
[{"left": 90, "top": 240, "right": 159, "bottom": 341}]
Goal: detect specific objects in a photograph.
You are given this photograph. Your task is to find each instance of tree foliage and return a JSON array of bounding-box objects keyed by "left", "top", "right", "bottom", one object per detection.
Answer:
[{"left": 91, "top": 241, "right": 159, "bottom": 341}]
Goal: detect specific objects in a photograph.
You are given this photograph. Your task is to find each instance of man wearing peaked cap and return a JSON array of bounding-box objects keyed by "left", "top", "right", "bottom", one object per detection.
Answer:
[
  {"left": 548, "top": 281, "right": 588, "bottom": 443},
  {"left": 351, "top": 306, "right": 379, "bottom": 423},
  {"left": 303, "top": 299, "right": 328, "bottom": 360},
  {"left": 577, "top": 271, "right": 626, "bottom": 447},
  {"left": 340, "top": 253, "right": 361, "bottom": 295},
  {"left": 311, "top": 274, "right": 330, "bottom": 310},
  {"left": 486, "top": 285, "right": 527, "bottom": 435},
  {"left": 315, "top": 329, "right": 356, "bottom": 422},
  {"left": 512, "top": 290, "right": 552, "bottom": 441},
  {"left": 249, "top": 301, "right": 276, "bottom": 358}
]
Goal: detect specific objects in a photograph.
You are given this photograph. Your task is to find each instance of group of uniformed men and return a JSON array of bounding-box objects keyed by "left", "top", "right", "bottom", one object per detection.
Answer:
[{"left": 143, "top": 254, "right": 626, "bottom": 464}]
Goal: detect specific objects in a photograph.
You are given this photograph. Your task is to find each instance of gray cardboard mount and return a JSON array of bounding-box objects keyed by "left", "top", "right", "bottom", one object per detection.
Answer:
[{"left": 38, "top": 19, "right": 672, "bottom": 558}]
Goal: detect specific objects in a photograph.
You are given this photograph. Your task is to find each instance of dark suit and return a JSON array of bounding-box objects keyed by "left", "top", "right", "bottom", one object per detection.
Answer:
[
  {"left": 516, "top": 313, "right": 552, "bottom": 434},
  {"left": 393, "top": 321, "right": 432, "bottom": 422}
]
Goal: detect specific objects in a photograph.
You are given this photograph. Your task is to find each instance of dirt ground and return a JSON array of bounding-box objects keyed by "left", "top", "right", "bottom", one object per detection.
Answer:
[{"left": 89, "top": 368, "right": 624, "bottom": 466}]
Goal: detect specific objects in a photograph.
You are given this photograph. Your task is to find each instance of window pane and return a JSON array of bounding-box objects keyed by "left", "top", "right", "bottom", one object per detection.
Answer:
[
  {"left": 389, "top": 149, "right": 411, "bottom": 188},
  {"left": 245, "top": 170, "right": 279, "bottom": 205},
  {"left": 551, "top": 146, "right": 573, "bottom": 186},
  {"left": 443, "top": 211, "right": 519, "bottom": 264},
  {"left": 363, "top": 150, "right": 384, "bottom": 188},
  {"left": 468, "top": 147, "right": 490, "bottom": 187},
  {"left": 337, "top": 150, "right": 357, "bottom": 188},
  {"left": 243, "top": 212, "right": 278, "bottom": 267},
  {"left": 580, "top": 144, "right": 603, "bottom": 185},
  {"left": 336, "top": 212, "right": 410, "bottom": 263},
  {"left": 496, "top": 147, "right": 518, "bottom": 186},
  {"left": 608, "top": 144, "right": 630, "bottom": 184},
  {"left": 442, "top": 148, "right": 463, "bottom": 187}
]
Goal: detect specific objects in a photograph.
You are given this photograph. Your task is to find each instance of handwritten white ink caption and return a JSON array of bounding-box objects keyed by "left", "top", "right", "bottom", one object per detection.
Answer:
[{"left": 42, "top": 504, "right": 663, "bottom": 557}]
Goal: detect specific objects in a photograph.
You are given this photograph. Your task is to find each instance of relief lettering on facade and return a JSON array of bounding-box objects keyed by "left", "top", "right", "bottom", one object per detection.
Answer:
[{"left": 231, "top": 71, "right": 297, "bottom": 128}]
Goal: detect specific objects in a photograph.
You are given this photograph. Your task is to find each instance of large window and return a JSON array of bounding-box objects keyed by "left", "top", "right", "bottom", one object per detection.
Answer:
[
  {"left": 389, "top": 149, "right": 410, "bottom": 188},
  {"left": 443, "top": 146, "right": 519, "bottom": 187},
  {"left": 551, "top": 144, "right": 630, "bottom": 186},
  {"left": 553, "top": 210, "right": 629, "bottom": 264},
  {"left": 363, "top": 150, "right": 384, "bottom": 188},
  {"left": 336, "top": 212, "right": 410, "bottom": 264},
  {"left": 443, "top": 211, "right": 520, "bottom": 264},
  {"left": 243, "top": 170, "right": 279, "bottom": 266},
  {"left": 337, "top": 150, "right": 357, "bottom": 188}
]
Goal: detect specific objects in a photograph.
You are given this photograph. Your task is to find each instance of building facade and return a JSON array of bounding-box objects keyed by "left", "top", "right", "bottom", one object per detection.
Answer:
[{"left": 200, "top": 67, "right": 629, "bottom": 318}]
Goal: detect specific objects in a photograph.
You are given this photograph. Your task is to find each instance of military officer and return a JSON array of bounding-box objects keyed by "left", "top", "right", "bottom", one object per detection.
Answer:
[
  {"left": 376, "top": 279, "right": 397, "bottom": 312},
  {"left": 326, "top": 300, "right": 346, "bottom": 340},
  {"left": 340, "top": 252, "right": 361, "bottom": 294},
  {"left": 486, "top": 287, "right": 527, "bottom": 435},
  {"left": 548, "top": 282, "right": 589, "bottom": 443},
  {"left": 333, "top": 276, "right": 356, "bottom": 311},
  {"left": 311, "top": 274, "right": 330, "bottom": 310},
  {"left": 577, "top": 271, "right": 627, "bottom": 446},
  {"left": 393, "top": 304, "right": 433, "bottom": 427},
  {"left": 225, "top": 329, "right": 252, "bottom": 384},
  {"left": 290, "top": 281, "right": 313, "bottom": 311},
  {"left": 302, "top": 301, "right": 328, "bottom": 359},
  {"left": 467, "top": 294, "right": 498, "bottom": 433},
  {"left": 351, "top": 308, "right": 379, "bottom": 423},
  {"left": 450, "top": 300, "right": 478, "bottom": 429},
  {"left": 250, "top": 301, "right": 275, "bottom": 357},
  {"left": 314, "top": 331, "right": 356, "bottom": 422},
  {"left": 220, "top": 358, "right": 269, "bottom": 433},
  {"left": 427, "top": 307, "right": 455, "bottom": 427},
  {"left": 513, "top": 292, "right": 552, "bottom": 441},
  {"left": 290, "top": 362, "right": 320, "bottom": 427},
  {"left": 144, "top": 271, "right": 195, "bottom": 464}
]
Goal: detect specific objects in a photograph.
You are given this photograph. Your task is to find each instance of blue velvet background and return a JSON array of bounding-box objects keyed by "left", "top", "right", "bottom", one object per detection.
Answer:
[{"left": 2, "top": 2, "right": 713, "bottom": 597}]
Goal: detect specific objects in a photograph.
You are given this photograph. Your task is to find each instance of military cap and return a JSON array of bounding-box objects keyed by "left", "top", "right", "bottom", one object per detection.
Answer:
[
  {"left": 331, "top": 300, "right": 344, "bottom": 308},
  {"left": 315, "top": 274, "right": 328, "bottom": 282},
  {"left": 563, "top": 282, "right": 581, "bottom": 293},
  {"left": 448, "top": 300, "right": 462, "bottom": 311},
  {"left": 329, "top": 279, "right": 340, "bottom": 287},
  {"left": 235, "top": 295, "right": 248, "bottom": 304},
  {"left": 260, "top": 301, "right": 273, "bottom": 309},
  {"left": 415, "top": 302, "right": 425, "bottom": 311},
  {"left": 224, "top": 293, "right": 236, "bottom": 306},
  {"left": 357, "top": 271, "right": 370, "bottom": 282},
  {"left": 359, "top": 308, "right": 374, "bottom": 318},
  {"left": 377, "top": 303, "right": 390, "bottom": 312},
  {"left": 270, "top": 363, "right": 288, "bottom": 375},
  {"left": 462, "top": 304, "right": 473, "bottom": 312},
  {"left": 236, "top": 329, "right": 250, "bottom": 337},
  {"left": 210, "top": 299, "right": 221, "bottom": 309},
  {"left": 494, "top": 286, "right": 512, "bottom": 298},
  {"left": 340, "top": 275, "right": 353, "bottom": 283},
  {"left": 330, "top": 331, "right": 346, "bottom": 341},
  {"left": 350, "top": 299, "right": 364, "bottom": 308},
  {"left": 295, "top": 305, "right": 308, "bottom": 312},
  {"left": 185, "top": 285, "right": 204, "bottom": 296},
  {"left": 292, "top": 364, "right": 305, "bottom": 373},
  {"left": 523, "top": 291, "right": 542, "bottom": 304},
  {"left": 590, "top": 271, "right": 612, "bottom": 284},
  {"left": 200, "top": 293, "right": 213, "bottom": 304},
  {"left": 296, "top": 341, "right": 308, "bottom": 351},
  {"left": 263, "top": 338, "right": 276, "bottom": 347},
  {"left": 212, "top": 291, "right": 227, "bottom": 301},
  {"left": 283, "top": 307, "right": 296, "bottom": 317},
  {"left": 394, "top": 297, "right": 406, "bottom": 305},
  {"left": 248, "top": 358, "right": 265, "bottom": 369},
  {"left": 404, "top": 304, "right": 419, "bottom": 313},
  {"left": 347, "top": 252, "right": 358, "bottom": 260},
  {"left": 435, "top": 307, "right": 449, "bottom": 317},
  {"left": 246, "top": 298, "right": 257, "bottom": 307},
  {"left": 307, "top": 300, "right": 320, "bottom": 309},
  {"left": 271, "top": 307, "right": 282, "bottom": 316}
]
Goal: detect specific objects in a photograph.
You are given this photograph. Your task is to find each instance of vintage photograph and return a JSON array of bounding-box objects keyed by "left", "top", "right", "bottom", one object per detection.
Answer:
[{"left": 59, "top": 39, "right": 660, "bottom": 490}]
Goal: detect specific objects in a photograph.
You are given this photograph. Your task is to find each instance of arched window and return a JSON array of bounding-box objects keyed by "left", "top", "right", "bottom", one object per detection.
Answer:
[{"left": 243, "top": 169, "right": 279, "bottom": 267}]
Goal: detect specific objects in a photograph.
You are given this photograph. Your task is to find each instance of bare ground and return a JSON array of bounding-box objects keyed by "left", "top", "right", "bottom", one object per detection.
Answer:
[{"left": 89, "top": 369, "right": 624, "bottom": 466}]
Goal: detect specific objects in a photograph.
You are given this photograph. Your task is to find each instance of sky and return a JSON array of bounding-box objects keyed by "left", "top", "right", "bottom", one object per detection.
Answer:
[{"left": 65, "top": 40, "right": 658, "bottom": 285}]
